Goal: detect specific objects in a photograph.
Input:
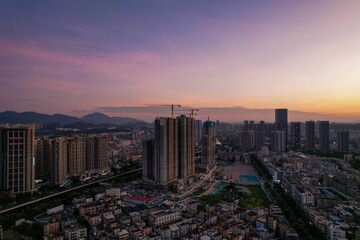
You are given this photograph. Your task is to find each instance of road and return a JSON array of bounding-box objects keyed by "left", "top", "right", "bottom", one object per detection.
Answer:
[
  {"left": 0, "top": 168, "right": 142, "bottom": 215},
  {"left": 177, "top": 166, "right": 217, "bottom": 199}
]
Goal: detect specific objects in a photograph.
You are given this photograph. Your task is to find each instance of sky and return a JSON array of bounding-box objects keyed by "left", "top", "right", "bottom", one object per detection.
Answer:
[{"left": 1, "top": 0, "right": 360, "bottom": 122}]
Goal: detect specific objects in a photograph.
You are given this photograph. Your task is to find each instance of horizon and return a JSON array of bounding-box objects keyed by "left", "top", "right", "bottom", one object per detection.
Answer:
[
  {"left": 2, "top": 107, "right": 360, "bottom": 124},
  {"left": 1, "top": 1, "right": 360, "bottom": 121}
]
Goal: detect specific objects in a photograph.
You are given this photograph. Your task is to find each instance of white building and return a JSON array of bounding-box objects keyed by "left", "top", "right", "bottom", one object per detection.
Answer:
[{"left": 328, "top": 224, "right": 347, "bottom": 240}]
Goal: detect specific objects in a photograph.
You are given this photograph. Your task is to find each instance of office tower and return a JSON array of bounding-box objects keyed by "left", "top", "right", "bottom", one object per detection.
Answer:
[
  {"left": 51, "top": 137, "right": 68, "bottom": 185},
  {"left": 176, "top": 115, "right": 195, "bottom": 179},
  {"left": 290, "top": 122, "right": 301, "bottom": 150},
  {"left": 241, "top": 130, "right": 255, "bottom": 151},
  {"left": 337, "top": 130, "right": 349, "bottom": 153},
  {"left": 195, "top": 120, "right": 202, "bottom": 142},
  {"left": 0, "top": 125, "right": 35, "bottom": 194},
  {"left": 201, "top": 120, "right": 216, "bottom": 167},
  {"left": 305, "top": 121, "right": 315, "bottom": 151},
  {"left": 271, "top": 131, "right": 286, "bottom": 152},
  {"left": 275, "top": 109, "right": 288, "bottom": 139},
  {"left": 35, "top": 137, "right": 51, "bottom": 180},
  {"left": 319, "top": 121, "right": 330, "bottom": 152},
  {"left": 85, "top": 135, "right": 108, "bottom": 171},
  {"left": 67, "top": 136, "right": 85, "bottom": 176}
]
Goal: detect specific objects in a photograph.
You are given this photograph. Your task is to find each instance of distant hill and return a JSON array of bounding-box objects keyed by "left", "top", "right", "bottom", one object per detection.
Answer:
[
  {"left": 80, "top": 112, "right": 144, "bottom": 125},
  {"left": 63, "top": 121, "right": 97, "bottom": 129},
  {"left": 0, "top": 111, "right": 145, "bottom": 126}
]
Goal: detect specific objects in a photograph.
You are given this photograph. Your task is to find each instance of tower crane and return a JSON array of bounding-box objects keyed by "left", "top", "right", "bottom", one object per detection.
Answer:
[
  {"left": 190, "top": 109, "right": 199, "bottom": 118},
  {"left": 174, "top": 108, "right": 199, "bottom": 118},
  {"left": 146, "top": 104, "right": 181, "bottom": 118}
]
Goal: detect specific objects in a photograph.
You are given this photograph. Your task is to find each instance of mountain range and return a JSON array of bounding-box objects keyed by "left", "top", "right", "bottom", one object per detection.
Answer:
[{"left": 0, "top": 111, "right": 145, "bottom": 126}]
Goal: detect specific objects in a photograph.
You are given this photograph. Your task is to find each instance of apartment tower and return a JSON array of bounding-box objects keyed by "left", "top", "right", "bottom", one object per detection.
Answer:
[
  {"left": 67, "top": 136, "right": 85, "bottom": 176},
  {"left": 305, "top": 121, "right": 315, "bottom": 151},
  {"left": 143, "top": 115, "right": 195, "bottom": 186},
  {"left": 0, "top": 125, "right": 35, "bottom": 194},
  {"left": 290, "top": 122, "right": 301, "bottom": 150},
  {"left": 275, "top": 109, "right": 288, "bottom": 140},
  {"left": 271, "top": 131, "right": 286, "bottom": 152},
  {"left": 319, "top": 121, "right": 330, "bottom": 152},
  {"left": 337, "top": 130, "right": 349, "bottom": 153},
  {"left": 51, "top": 137, "right": 68, "bottom": 185},
  {"left": 201, "top": 120, "right": 216, "bottom": 167}
]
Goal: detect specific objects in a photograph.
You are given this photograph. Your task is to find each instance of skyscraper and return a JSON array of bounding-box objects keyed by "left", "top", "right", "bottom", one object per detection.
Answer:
[
  {"left": 305, "top": 121, "right": 315, "bottom": 151},
  {"left": 153, "top": 117, "right": 177, "bottom": 185},
  {"left": 143, "top": 115, "right": 195, "bottom": 186},
  {"left": 35, "top": 137, "right": 51, "bottom": 180},
  {"left": 51, "top": 137, "right": 68, "bottom": 185},
  {"left": 275, "top": 109, "right": 288, "bottom": 140},
  {"left": 201, "top": 120, "right": 216, "bottom": 167},
  {"left": 195, "top": 120, "right": 202, "bottom": 142},
  {"left": 337, "top": 130, "right": 349, "bottom": 153},
  {"left": 243, "top": 120, "right": 249, "bottom": 131},
  {"left": 67, "top": 136, "right": 85, "bottom": 176},
  {"left": 271, "top": 131, "right": 286, "bottom": 152},
  {"left": 319, "top": 121, "right": 330, "bottom": 152},
  {"left": 176, "top": 115, "right": 195, "bottom": 179},
  {"left": 85, "top": 135, "right": 108, "bottom": 171},
  {"left": 241, "top": 130, "right": 255, "bottom": 151},
  {"left": 0, "top": 125, "right": 35, "bottom": 194},
  {"left": 290, "top": 122, "right": 301, "bottom": 150},
  {"left": 142, "top": 139, "right": 154, "bottom": 181},
  {"left": 255, "top": 130, "right": 266, "bottom": 150}
]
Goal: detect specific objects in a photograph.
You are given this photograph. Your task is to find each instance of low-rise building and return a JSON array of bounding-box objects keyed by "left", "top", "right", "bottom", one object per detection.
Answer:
[{"left": 148, "top": 210, "right": 181, "bottom": 227}]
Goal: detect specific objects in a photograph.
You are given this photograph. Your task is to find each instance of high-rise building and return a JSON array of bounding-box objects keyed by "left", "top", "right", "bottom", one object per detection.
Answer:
[
  {"left": 241, "top": 130, "right": 255, "bottom": 151},
  {"left": 195, "top": 120, "right": 202, "bottom": 142},
  {"left": 142, "top": 139, "right": 154, "bottom": 181},
  {"left": 255, "top": 130, "right": 266, "bottom": 150},
  {"left": 85, "top": 135, "right": 108, "bottom": 171},
  {"left": 51, "top": 137, "right": 68, "bottom": 185},
  {"left": 143, "top": 115, "right": 195, "bottom": 186},
  {"left": 264, "top": 123, "right": 274, "bottom": 138},
  {"left": 305, "top": 121, "right": 315, "bottom": 151},
  {"left": 337, "top": 130, "right": 349, "bottom": 153},
  {"left": 201, "top": 121, "right": 216, "bottom": 167},
  {"left": 35, "top": 137, "right": 51, "bottom": 180},
  {"left": 275, "top": 109, "right": 288, "bottom": 140},
  {"left": 249, "top": 121, "right": 256, "bottom": 131},
  {"left": 67, "top": 136, "right": 85, "bottom": 176},
  {"left": 153, "top": 117, "right": 177, "bottom": 185},
  {"left": 259, "top": 121, "right": 266, "bottom": 132},
  {"left": 271, "top": 131, "right": 286, "bottom": 152},
  {"left": 243, "top": 120, "right": 249, "bottom": 131},
  {"left": 290, "top": 122, "right": 301, "bottom": 150},
  {"left": 176, "top": 115, "right": 195, "bottom": 179},
  {"left": 0, "top": 125, "right": 35, "bottom": 194},
  {"left": 32, "top": 134, "right": 108, "bottom": 185},
  {"left": 319, "top": 121, "right": 330, "bottom": 152}
]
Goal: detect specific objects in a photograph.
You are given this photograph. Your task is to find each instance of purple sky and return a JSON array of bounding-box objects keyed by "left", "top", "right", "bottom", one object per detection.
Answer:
[{"left": 1, "top": 1, "right": 360, "bottom": 122}]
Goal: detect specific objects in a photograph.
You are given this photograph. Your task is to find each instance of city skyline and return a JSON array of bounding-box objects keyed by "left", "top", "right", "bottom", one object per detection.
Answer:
[{"left": 1, "top": 1, "right": 360, "bottom": 121}]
